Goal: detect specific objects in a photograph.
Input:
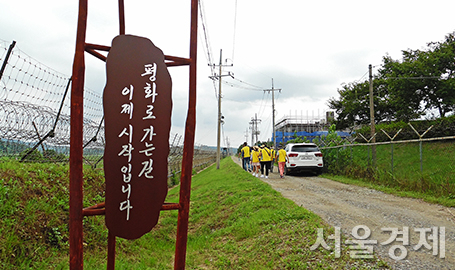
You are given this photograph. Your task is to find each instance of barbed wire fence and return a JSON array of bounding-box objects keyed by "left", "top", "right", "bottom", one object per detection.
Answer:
[
  {"left": 0, "top": 39, "right": 217, "bottom": 178},
  {"left": 315, "top": 123, "right": 455, "bottom": 196},
  {"left": 0, "top": 39, "right": 104, "bottom": 163}
]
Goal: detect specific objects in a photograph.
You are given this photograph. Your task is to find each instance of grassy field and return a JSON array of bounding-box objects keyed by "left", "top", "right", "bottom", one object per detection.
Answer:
[{"left": 0, "top": 157, "right": 389, "bottom": 269}]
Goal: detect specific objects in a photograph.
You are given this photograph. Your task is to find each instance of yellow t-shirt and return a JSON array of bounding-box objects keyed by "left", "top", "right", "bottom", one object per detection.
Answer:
[
  {"left": 277, "top": 149, "right": 287, "bottom": 162},
  {"left": 260, "top": 148, "right": 272, "bottom": 162},
  {"left": 241, "top": 146, "right": 251, "bottom": 158},
  {"left": 251, "top": 150, "right": 259, "bottom": 163}
]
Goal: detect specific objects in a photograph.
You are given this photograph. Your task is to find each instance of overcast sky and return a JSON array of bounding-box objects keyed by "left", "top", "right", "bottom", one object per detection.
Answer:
[{"left": 2, "top": 0, "right": 455, "bottom": 148}]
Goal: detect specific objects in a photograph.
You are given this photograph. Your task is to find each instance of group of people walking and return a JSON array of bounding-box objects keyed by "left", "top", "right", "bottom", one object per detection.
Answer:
[{"left": 240, "top": 142, "right": 287, "bottom": 179}]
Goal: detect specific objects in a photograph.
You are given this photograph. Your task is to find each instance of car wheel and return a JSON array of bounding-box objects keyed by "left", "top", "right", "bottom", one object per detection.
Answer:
[{"left": 285, "top": 165, "right": 291, "bottom": 175}]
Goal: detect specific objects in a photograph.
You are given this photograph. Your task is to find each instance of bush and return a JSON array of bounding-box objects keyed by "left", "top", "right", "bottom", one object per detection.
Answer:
[{"left": 314, "top": 125, "right": 352, "bottom": 174}]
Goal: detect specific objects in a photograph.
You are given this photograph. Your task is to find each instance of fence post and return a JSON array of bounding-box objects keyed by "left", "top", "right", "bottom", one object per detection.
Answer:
[
  {"left": 359, "top": 133, "right": 377, "bottom": 168},
  {"left": 347, "top": 135, "right": 356, "bottom": 165},
  {"left": 408, "top": 123, "right": 433, "bottom": 173},
  {"left": 20, "top": 76, "right": 73, "bottom": 162},
  {"left": 52, "top": 77, "right": 73, "bottom": 133},
  {"left": 31, "top": 121, "right": 47, "bottom": 152},
  {"left": 0, "top": 40, "right": 16, "bottom": 82},
  {"left": 381, "top": 128, "right": 402, "bottom": 175}
]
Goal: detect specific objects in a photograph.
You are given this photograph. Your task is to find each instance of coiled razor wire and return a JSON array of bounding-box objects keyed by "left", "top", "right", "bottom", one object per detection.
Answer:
[
  {"left": 0, "top": 39, "right": 105, "bottom": 163},
  {"left": 0, "top": 39, "right": 218, "bottom": 168}
]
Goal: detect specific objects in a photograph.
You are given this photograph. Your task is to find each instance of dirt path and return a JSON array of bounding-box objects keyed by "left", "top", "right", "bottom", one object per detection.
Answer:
[{"left": 232, "top": 157, "right": 454, "bottom": 269}]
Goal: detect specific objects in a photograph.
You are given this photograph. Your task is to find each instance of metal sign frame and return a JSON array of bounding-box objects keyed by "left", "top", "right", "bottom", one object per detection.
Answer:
[{"left": 69, "top": 1, "right": 198, "bottom": 269}]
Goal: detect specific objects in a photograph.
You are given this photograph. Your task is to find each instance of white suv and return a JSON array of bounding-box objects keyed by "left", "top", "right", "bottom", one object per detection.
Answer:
[{"left": 284, "top": 143, "right": 323, "bottom": 175}]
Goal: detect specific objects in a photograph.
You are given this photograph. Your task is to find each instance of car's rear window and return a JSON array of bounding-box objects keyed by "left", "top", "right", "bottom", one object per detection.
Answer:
[{"left": 291, "top": 145, "right": 319, "bottom": 152}]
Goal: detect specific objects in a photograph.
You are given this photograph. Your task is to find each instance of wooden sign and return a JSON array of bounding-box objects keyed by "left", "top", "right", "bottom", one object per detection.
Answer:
[{"left": 103, "top": 35, "right": 172, "bottom": 239}]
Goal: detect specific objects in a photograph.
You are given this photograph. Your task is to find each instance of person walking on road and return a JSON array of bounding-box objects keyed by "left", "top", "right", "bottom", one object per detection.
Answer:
[
  {"left": 240, "top": 142, "right": 251, "bottom": 172},
  {"left": 251, "top": 146, "right": 260, "bottom": 177},
  {"left": 259, "top": 144, "right": 272, "bottom": 178},
  {"left": 270, "top": 147, "right": 276, "bottom": 173},
  {"left": 276, "top": 146, "right": 287, "bottom": 178}
]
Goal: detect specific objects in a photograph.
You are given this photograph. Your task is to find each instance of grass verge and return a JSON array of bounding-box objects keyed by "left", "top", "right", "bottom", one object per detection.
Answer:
[
  {"left": 323, "top": 140, "right": 455, "bottom": 207},
  {"left": 94, "top": 157, "right": 389, "bottom": 269},
  {"left": 322, "top": 173, "right": 455, "bottom": 208},
  {"left": 0, "top": 157, "right": 389, "bottom": 269}
]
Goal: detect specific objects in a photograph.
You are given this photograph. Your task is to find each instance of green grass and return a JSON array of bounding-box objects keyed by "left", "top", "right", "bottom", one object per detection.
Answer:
[
  {"left": 323, "top": 140, "right": 455, "bottom": 207},
  {"left": 0, "top": 158, "right": 389, "bottom": 269},
  {"left": 2, "top": 140, "right": 451, "bottom": 268},
  {"left": 0, "top": 160, "right": 106, "bottom": 269}
]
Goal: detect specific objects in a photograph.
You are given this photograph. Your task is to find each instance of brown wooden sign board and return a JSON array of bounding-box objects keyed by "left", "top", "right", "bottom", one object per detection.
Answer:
[{"left": 103, "top": 34, "right": 172, "bottom": 240}]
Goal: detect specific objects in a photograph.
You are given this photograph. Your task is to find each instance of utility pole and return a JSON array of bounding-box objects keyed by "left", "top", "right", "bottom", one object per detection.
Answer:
[
  {"left": 249, "top": 120, "right": 254, "bottom": 146},
  {"left": 369, "top": 64, "right": 376, "bottom": 166},
  {"left": 209, "top": 49, "right": 233, "bottom": 169},
  {"left": 249, "top": 113, "right": 261, "bottom": 146},
  {"left": 216, "top": 50, "right": 222, "bottom": 169},
  {"left": 225, "top": 137, "right": 231, "bottom": 156},
  {"left": 263, "top": 79, "right": 281, "bottom": 150}
]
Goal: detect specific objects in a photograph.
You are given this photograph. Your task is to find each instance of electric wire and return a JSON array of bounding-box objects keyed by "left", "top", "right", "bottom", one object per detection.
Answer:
[
  {"left": 199, "top": 0, "right": 215, "bottom": 77},
  {"left": 231, "top": 0, "right": 238, "bottom": 62}
]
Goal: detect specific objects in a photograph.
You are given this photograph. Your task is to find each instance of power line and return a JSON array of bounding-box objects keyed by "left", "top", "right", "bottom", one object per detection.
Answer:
[
  {"left": 385, "top": 76, "right": 441, "bottom": 80},
  {"left": 231, "top": 0, "right": 238, "bottom": 62},
  {"left": 231, "top": 76, "right": 265, "bottom": 90},
  {"left": 355, "top": 70, "right": 369, "bottom": 83},
  {"left": 198, "top": 0, "right": 214, "bottom": 77},
  {"left": 257, "top": 91, "right": 269, "bottom": 118},
  {"left": 221, "top": 80, "right": 262, "bottom": 91},
  {"left": 198, "top": 0, "right": 220, "bottom": 101}
]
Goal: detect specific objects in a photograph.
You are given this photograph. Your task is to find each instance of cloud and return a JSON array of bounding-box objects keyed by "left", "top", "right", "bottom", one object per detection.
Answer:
[{"left": 2, "top": 0, "right": 455, "bottom": 149}]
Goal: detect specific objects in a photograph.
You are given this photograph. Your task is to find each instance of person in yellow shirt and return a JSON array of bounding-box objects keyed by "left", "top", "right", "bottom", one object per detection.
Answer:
[
  {"left": 270, "top": 148, "right": 276, "bottom": 173},
  {"left": 259, "top": 144, "right": 272, "bottom": 179},
  {"left": 240, "top": 142, "right": 251, "bottom": 172},
  {"left": 276, "top": 146, "right": 287, "bottom": 178},
  {"left": 251, "top": 146, "right": 260, "bottom": 177}
]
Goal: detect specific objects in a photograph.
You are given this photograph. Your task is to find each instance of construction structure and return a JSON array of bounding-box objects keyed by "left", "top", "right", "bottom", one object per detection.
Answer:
[{"left": 273, "top": 111, "right": 349, "bottom": 144}]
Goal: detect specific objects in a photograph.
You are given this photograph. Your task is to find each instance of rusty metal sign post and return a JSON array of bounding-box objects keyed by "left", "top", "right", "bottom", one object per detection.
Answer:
[{"left": 70, "top": 1, "right": 198, "bottom": 269}]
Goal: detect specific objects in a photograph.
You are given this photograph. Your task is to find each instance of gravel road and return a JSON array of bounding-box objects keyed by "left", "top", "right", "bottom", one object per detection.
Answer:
[{"left": 233, "top": 157, "right": 455, "bottom": 269}]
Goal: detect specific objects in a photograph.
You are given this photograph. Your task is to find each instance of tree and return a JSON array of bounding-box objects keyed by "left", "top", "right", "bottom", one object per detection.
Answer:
[
  {"left": 328, "top": 81, "right": 367, "bottom": 130},
  {"left": 330, "top": 31, "right": 455, "bottom": 130},
  {"left": 378, "top": 53, "right": 426, "bottom": 121},
  {"left": 379, "top": 32, "right": 455, "bottom": 118},
  {"left": 420, "top": 33, "right": 455, "bottom": 117},
  {"left": 327, "top": 79, "right": 394, "bottom": 130}
]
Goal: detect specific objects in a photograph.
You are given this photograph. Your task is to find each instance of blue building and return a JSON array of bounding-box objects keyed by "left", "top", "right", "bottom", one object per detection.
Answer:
[{"left": 272, "top": 112, "right": 350, "bottom": 144}]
